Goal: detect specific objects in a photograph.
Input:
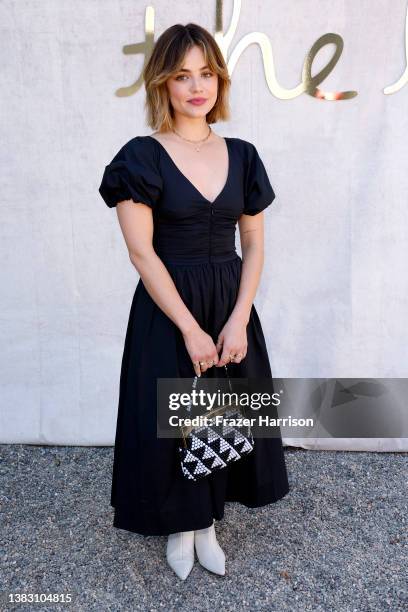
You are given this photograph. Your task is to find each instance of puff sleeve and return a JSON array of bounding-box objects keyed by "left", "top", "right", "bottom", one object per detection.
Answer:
[
  {"left": 243, "top": 143, "right": 276, "bottom": 215},
  {"left": 99, "top": 137, "right": 163, "bottom": 209}
]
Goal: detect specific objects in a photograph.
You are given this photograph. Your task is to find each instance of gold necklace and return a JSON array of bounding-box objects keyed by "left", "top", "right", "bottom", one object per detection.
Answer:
[{"left": 171, "top": 125, "right": 212, "bottom": 152}]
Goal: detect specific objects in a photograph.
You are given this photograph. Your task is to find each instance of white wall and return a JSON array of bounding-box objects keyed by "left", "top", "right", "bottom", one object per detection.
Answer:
[{"left": 1, "top": 1, "right": 407, "bottom": 448}]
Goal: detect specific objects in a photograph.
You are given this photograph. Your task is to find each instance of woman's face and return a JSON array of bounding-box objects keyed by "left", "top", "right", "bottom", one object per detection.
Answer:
[{"left": 166, "top": 45, "right": 218, "bottom": 120}]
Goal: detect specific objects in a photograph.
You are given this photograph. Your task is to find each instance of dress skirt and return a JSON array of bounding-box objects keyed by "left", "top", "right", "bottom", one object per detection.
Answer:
[{"left": 110, "top": 253, "right": 290, "bottom": 536}]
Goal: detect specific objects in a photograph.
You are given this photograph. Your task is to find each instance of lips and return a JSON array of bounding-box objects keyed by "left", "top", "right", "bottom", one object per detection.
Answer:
[{"left": 188, "top": 98, "right": 207, "bottom": 105}]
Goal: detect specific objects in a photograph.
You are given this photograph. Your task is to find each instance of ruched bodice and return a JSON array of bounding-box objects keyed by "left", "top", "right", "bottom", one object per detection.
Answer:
[{"left": 153, "top": 205, "right": 238, "bottom": 264}]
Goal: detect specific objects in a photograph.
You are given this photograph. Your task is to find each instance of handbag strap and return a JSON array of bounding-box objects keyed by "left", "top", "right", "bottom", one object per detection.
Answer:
[
  {"left": 191, "top": 363, "right": 233, "bottom": 392},
  {"left": 186, "top": 364, "right": 234, "bottom": 413}
]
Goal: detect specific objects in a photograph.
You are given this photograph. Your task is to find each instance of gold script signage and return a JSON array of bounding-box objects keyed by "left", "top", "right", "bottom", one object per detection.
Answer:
[{"left": 114, "top": 0, "right": 408, "bottom": 99}]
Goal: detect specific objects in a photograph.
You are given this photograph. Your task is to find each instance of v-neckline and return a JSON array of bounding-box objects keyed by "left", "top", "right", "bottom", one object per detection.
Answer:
[{"left": 146, "top": 135, "right": 231, "bottom": 205}]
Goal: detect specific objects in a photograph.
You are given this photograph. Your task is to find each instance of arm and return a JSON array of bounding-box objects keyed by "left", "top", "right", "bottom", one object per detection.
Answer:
[
  {"left": 115, "top": 200, "right": 219, "bottom": 376},
  {"left": 233, "top": 212, "right": 265, "bottom": 324}
]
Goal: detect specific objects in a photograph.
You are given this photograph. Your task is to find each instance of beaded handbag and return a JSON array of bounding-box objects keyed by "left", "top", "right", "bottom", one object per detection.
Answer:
[{"left": 178, "top": 364, "right": 254, "bottom": 482}]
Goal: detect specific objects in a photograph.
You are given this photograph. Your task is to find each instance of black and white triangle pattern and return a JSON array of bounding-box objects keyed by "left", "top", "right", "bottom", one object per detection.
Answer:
[{"left": 179, "top": 414, "right": 255, "bottom": 482}]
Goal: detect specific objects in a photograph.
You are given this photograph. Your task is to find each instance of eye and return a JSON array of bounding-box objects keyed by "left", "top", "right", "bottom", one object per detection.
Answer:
[{"left": 175, "top": 72, "right": 214, "bottom": 81}]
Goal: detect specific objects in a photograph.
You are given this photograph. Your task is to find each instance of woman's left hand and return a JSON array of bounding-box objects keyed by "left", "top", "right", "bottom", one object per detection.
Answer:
[{"left": 215, "top": 316, "right": 248, "bottom": 367}]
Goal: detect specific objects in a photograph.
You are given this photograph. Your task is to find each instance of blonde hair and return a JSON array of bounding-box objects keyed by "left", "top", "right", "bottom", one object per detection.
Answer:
[{"left": 142, "top": 23, "right": 231, "bottom": 131}]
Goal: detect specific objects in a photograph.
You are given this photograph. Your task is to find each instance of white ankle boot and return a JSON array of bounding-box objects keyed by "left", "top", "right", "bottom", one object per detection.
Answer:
[
  {"left": 194, "top": 520, "right": 226, "bottom": 576},
  {"left": 166, "top": 530, "right": 195, "bottom": 580}
]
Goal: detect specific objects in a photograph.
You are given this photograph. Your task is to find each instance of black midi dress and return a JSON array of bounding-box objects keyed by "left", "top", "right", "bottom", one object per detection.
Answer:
[{"left": 99, "top": 134, "right": 290, "bottom": 536}]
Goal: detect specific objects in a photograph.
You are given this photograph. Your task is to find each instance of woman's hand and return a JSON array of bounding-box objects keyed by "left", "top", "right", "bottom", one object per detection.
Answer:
[
  {"left": 182, "top": 326, "right": 220, "bottom": 377},
  {"left": 215, "top": 316, "right": 248, "bottom": 367}
]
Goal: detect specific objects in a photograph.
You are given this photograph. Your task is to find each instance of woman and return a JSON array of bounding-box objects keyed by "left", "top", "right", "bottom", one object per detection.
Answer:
[{"left": 99, "top": 23, "right": 290, "bottom": 580}]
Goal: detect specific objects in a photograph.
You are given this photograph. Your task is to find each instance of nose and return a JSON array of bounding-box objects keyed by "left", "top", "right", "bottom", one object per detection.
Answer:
[{"left": 190, "top": 77, "right": 204, "bottom": 93}]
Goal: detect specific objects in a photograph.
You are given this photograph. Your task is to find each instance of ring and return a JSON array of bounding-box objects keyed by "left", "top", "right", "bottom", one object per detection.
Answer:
[{"left": 199, "top": 361, "right": 206, "bottom": 366}]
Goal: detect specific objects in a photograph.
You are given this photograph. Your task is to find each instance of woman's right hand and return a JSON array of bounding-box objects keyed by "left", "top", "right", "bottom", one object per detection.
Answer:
[{"left": 182, "top": 326, "right": 219, "bottom": 377}]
